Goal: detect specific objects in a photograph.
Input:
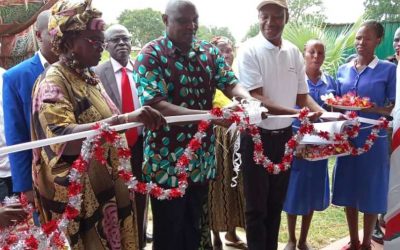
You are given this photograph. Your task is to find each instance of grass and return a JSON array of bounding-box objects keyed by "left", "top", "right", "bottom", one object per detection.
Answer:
[{"left": 278, "top": 157, "right": 363, "bottom": 249}]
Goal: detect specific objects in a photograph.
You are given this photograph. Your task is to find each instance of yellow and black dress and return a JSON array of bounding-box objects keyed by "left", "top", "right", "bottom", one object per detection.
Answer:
[{"left": 31, "top": 63, "right": 139, "bottom": 250}]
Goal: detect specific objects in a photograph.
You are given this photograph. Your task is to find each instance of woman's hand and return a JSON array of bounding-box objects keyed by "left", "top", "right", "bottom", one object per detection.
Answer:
[
  {"left": 0, "top": 203, "right": 27, "bottom": 227},
  {"left": 129, "top": 106, "right": 166, "bottom": 130}
]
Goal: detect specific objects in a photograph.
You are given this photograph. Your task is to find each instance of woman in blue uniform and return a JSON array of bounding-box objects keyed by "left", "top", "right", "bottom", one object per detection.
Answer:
[
  {"left": 283, "top": 39, "right": 336, "bottom": 250},
  {"left": 332, "top": 20, "right": 396, "bottom": 250}
]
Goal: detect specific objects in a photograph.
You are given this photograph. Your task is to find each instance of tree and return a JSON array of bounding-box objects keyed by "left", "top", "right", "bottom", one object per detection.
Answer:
[
  {"left": 242, "top": 23, "right": 259, "bottom": 41},
  {"left": 117, "top": 8, "right": 164, "bottom": 47},
  {"left": 364, "top": 0, "right": 400, "bottom": 21},
  {"left": 196, "top": 25, "right": 236, "bottom": 44},
  {"left": 288, "top": 0, "right": 326, "bottom": 22}
]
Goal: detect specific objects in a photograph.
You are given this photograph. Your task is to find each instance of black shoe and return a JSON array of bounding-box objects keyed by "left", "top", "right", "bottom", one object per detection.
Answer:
[
  {"left": 146, "top": 232, "right": 153, "bottom": 243},
  {"left": 372, "top": 220, "right": 384, "bottom": 245}
]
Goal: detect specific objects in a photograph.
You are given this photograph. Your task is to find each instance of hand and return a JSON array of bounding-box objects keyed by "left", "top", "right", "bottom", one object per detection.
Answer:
[
  {"left": 212, "top": 118, "right": 233, "bottom": 128},
  {"left": 308, "top": 111, "right": 323, "bottom": 122},
  {"left": 23, "top": 190, "right": 35, "bottom": 204},
  {"left": 0, "top": 203, "right": 28, "bottom": 227},
  {"left": 129, "top": 106, "right": 166, "bottom": 131}
]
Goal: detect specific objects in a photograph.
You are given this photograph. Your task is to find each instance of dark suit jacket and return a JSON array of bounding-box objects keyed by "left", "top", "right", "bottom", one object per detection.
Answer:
[
  {"left": 2, "top": 53, "right": 44, "bottom": 192},
  {"left": 95, "top": 60, "right": 122, "bottom": 111}
]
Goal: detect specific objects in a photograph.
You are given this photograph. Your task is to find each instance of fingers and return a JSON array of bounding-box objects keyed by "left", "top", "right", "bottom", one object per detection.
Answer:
[{"left": 133, "top": 106, "right": 166, "bottom": 130}]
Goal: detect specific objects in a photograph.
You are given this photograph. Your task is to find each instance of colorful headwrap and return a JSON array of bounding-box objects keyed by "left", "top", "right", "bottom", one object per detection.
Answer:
[
  {"left": 210, "top": 36, "right": 233, "bottom": 47},
  {"left": 48, "top": 0, "right": 105, "bottom": 54}
]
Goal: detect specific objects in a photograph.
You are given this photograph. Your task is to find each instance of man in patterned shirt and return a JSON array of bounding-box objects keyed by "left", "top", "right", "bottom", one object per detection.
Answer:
[{"left": 133, "top": 0, "right": 254, "bottom": 249}]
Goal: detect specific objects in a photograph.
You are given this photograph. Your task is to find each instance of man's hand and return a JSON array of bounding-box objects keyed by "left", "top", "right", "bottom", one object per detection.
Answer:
[
  {"left": 0, "top": 203, "right": 27, "bottom": 227},
  {"left": 308, "top": 111, "right": 323, "bottom": 122},
  {"left": 129, "top": 106, "right": 167, "bottom": 131}
]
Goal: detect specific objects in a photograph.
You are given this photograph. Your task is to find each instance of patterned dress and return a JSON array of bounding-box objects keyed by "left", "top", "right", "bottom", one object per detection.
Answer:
[
  {"left": 31, "top": 63, "right": 139, "bottom": 249},
  {"left": 208, "top": 90, "right": 246, "bottom": 231}
]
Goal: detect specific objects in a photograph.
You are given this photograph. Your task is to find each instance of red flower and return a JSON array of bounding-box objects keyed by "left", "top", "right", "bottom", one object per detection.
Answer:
[
  {"left": 71, "top": 157, "right": 87, "bottom": 173},
  {"left": 266, "top": 164, "right": 274, "bottom": 173},
  {"left": 229, "top": 113, "right": 241, "bottom": 123},
  {"left": 118, "top": 170, "right": 133, "bottom": 182},
  {"left": 92, "top": 123, "right": 101, "bottom": 130},
  {"left": 52, "top": 231, "right": 66, "bottom": 248},
  {"left": 118, "top": 148, "right": 131, "bottom": 158},
  {"left": 177, "top": 172, "right": 188, "bottom": 181},
  {"left": 287, "top": 138, "right": 297, "bottom": 149},
  {"left": 248, "top": 125, "right": 259, "bottom": 136},
  {"left": 346, "top": 111, "right": 358, "bottom": 119},
  {"left": 20, "top": 193, "right": 28, "bottom": 207},
  {"left": 136, "top": 182, "right": 147, "bottom": 194},
  {"left": 363, "top": 144, "right": 371, "bottom": 151},
  {"left": 278, "top": 164, "right": 285, "bottom": 171},
  {"left": 198, "top": 120, "right": 210, "bottom": 132},
  {"left": 65, "top": 206, "right": 79, "bottom": 220},
  {"left": 317, "top": 131, "right": 330, "bottom": 140},
  {"left": 367, "top": 134, "right": 377, "bottom": 141},
  {"left": 177, "top": 154, "right": 190, "bottom": 167},
  {"left": 101, "top": 130, "right": 118, "bottom": 143},
  {"left": 93, "top": 146, "right": 106, "bottom": 165},
  {"left": 254, "top": 143, "right": 263, "bottom": 152},
  {"left": 42, "top": 220, "right": 58, "bottom": 235},
  {"left": 150, "top": 186, "right": 163, "bottom": 198},
  {"left": 68, "top": 181, "right": 82, "bottom": 197},
  {"left": 25, "top": 235, "right": 39, "bottom": 249},
  {"left": 169, "top": 188, "right": 182, "bottom": 199},
  {"left": 6, "top": 234, "right": 18, "bottom": 245},
  {"left": 188, "top": 139, "right": 202, "bottom": 151},
  {"left": 298, "top": 108, "right": 309, "bottom": 120},
  {"left": 210, "top": 107, "right": 223, "bottom": 117}
]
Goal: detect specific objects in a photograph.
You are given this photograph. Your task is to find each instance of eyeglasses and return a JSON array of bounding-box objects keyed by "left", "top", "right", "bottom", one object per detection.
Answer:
[
  {"left": 83, "top": 38, "right": 106, "bottom": 50},
  {"left": 107, "top": 37, "right": 132, "bottom": 44}
]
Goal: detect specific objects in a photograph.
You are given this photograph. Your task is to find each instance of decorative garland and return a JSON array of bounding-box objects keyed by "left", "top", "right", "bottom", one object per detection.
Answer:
[
  {"left": 0, "top": 107, "right": 390, "bottom": 249},
  {"left": 0, "top": 121, "right": 211, "bottom": 249},
  {"left": 211, "top": 107, "right": 389, "bottom": 174}
]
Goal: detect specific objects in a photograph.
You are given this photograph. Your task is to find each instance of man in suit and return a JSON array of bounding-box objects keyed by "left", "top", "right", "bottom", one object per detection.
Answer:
[
  {"left": 2, "top": 10, "right": 58, "bottom": 203},
  {"left": 95, "top": 24, "right": 149, "bottom": 249}
]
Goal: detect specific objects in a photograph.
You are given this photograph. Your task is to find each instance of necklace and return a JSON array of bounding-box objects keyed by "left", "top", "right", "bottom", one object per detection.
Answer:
[{"left": 61, "top": 56, "right": 100, "bottom": 86}]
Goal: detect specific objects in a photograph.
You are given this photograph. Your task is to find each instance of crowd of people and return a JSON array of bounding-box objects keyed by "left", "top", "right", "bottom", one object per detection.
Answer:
[{"left": 0, "top": 0, "right": 399, "bottom": 249}]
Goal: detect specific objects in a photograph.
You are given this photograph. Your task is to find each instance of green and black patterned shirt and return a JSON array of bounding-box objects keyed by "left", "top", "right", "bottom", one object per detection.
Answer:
[{"left": 133, "top": 35, "right": 238, "bottom": 187}]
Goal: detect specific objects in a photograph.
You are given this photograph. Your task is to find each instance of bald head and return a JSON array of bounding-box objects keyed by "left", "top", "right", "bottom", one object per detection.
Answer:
[
  {"left": 35, "top": 9, "right": 58, "bottom": 64},
  {"left": 35, "top": 10, "right": 51, "bottom": 33},
  {"left": 165, "top": 0, "right": 196, "bottom": 16},
  {"left": 105, "top": 24, "right": 130, "bottom": 41}
]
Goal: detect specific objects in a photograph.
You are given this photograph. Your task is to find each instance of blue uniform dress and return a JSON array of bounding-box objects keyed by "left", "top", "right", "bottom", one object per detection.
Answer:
[
  {"left": 284, "top": 73, "right": 336, "bottom": 215},
  {"left": 332, "top": 58, "right": 396, "bottom": 213}
]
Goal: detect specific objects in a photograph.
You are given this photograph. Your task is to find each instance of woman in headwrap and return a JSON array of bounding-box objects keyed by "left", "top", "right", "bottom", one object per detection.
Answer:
[
  {"left": 30, "top": 0, "right": 165, "bottom": 249},
  {"left": 208, "top": 36, "right": 247, "bottom": 250}
]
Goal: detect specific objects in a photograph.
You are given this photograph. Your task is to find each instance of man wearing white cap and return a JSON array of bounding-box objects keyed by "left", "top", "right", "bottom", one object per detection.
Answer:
[{"left": 237, "top": 0, "right": 324, "bottom": 249}]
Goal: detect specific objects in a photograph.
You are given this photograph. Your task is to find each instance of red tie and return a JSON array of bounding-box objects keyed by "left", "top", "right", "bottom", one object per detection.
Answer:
[{"left": 121, "top": 67, "right": 138, "bottom": 146}]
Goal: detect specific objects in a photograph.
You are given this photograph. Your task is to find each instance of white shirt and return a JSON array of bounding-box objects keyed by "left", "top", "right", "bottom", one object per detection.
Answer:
[
  {"left": 237, "top": 33, "right": 309, "bottom": 130},
  {"left": 0, "top": 67, "right": 11, "bottom": 178},
  {"left": 110, "top": 57, "right": 142, "bottom": 134},
  {"left": 110, "top": 57, "right": 141, "bottom": 111},
  {"left": 37, "top": 50, "right": 49, "bottom": 69}
]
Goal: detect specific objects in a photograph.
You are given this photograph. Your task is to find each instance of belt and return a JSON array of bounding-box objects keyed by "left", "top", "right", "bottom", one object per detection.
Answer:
[{"left": 260, "top": 126, "right": 292, "bottom": 135}]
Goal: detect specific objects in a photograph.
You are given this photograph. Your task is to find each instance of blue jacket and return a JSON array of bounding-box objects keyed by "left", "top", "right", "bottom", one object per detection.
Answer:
[{"left": 2, "top": 54, "right": 44, "bottom": 192}]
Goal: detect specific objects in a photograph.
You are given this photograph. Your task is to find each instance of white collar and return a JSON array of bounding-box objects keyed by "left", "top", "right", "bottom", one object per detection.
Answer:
[
  {"left": 37, "top": 50, "right": 49, "bottom": 68},
  {"left": 352, "top": 55, "right": 379, "bottom": 69},
  {"left": 305, "top": 72, "right": 329, "bottom": 85},
  {"left": 256, "top": 32, "right": 287, "bottom": 51},
  {"left": 110, "top": 57, "right": 133, "bottom": 73}
]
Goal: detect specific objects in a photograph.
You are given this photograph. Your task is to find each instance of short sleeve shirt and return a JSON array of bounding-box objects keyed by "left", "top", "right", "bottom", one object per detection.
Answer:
[
  {"left": 237, "top": 33, "right": 309, "bottom": 130},
  {"left": 337, "top": 57, "right": 396, "bottom": 121},
  {"left": 133, "top": 36, "right": 238, "bottom": 187},
  {"left": 307, "top": 73, "right": 337, "bottom": 107}
]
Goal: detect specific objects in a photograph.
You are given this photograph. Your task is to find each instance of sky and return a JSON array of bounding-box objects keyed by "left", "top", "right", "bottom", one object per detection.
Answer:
[{"left": 93, "top": 0, "right": 365, "bottom": 41}]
